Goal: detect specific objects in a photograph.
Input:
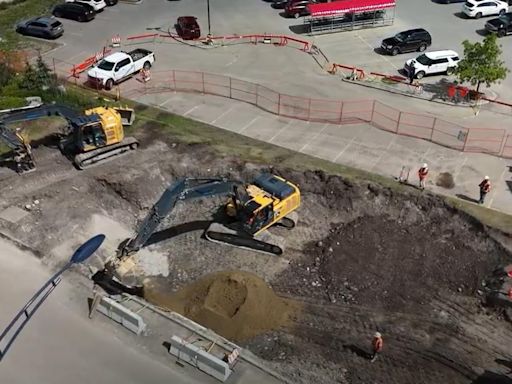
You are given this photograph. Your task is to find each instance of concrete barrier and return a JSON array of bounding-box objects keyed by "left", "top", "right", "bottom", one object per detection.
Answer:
[
  {"left": 96, "top": 296, "right": 147, "bottom": 335},
  {"left": 169, "top": 335, "right": 233, "bottom": 382}
]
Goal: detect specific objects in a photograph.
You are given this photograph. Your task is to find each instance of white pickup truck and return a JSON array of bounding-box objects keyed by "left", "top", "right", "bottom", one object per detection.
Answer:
[{"left": 87, "top": 48, "right": 155, "bottom": 90}]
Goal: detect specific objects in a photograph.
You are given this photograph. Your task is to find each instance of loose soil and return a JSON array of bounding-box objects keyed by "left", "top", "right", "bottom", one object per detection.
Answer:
[
  {"left": 1, "top": 130, "right": 512, "bottom": 384},
  {"left": 144, "top": 270, "right": 298, "bottom": 341}
]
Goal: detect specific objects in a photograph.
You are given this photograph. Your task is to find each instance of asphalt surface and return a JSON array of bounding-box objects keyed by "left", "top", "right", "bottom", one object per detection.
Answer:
[{"left": 0, "top": 238, "right": 213, "bottom": 384}]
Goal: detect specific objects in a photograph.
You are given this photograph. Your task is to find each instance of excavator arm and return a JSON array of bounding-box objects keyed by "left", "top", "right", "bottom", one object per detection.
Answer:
[{"left": 120, "top": 177, "right": 241, "bottom": 256}]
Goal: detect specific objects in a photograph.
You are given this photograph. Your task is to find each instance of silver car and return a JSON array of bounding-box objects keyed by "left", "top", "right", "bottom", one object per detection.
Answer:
[{"left": 16, "top": 16, "right": 64, "bottom": 39}]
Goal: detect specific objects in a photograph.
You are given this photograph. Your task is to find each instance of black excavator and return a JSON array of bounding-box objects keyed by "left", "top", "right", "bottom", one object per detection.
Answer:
[
  {"left": 109, "top": 174, "right": 301, "bottom": 277},
  {"left": 0, "top": 103, "right": 136, "bottom": 173}
]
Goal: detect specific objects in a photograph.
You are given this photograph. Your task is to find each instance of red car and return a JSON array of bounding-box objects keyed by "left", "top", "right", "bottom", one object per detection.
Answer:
[{"left": 176, "top": 16, "right": 201, "bottom": 40}]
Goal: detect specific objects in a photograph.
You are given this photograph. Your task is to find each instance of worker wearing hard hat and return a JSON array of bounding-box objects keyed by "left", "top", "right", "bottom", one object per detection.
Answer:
[
  {"left": 478, "top": 176, "right": 491, "bottom": 204},
  {"left": 418, "top": 163, "right": 429, "bottom": 190},
  {"left": 370, "top": 332, "right": 383, "bottom": 362}
]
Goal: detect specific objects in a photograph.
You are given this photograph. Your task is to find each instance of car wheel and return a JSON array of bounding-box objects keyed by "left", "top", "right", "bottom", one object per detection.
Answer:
[
  {"left": 54, "top": 11, "right": 62, "bottom": 18},
  {"left": 143, "top": 61, "right": 151, "bottom": 70},
  {"left": 416, "top": 71, "right": 425, "bottom": 80},
  {"left": 105, "top": 79, "right": 114, "bottom": 90},
  {"left": 293, "top": 12, "right": 300, "bottom": 18},
  {"left": 418, "top": 43, "right": 427, "bottom": 52},
  {"left": 446, "top": 67, "right": 455, "bottom": 75},
  {"left": 391, "top": 47, "right": 399, "bottom": 56},
  {"left": 475, "top": 12, "right": 482, "bottom": 18},
  {"left": 498, "top": 29, "right": 506, "bottom": 37},
  {"left": 499, "top": 9, "right": 505, "bottom": 15}
]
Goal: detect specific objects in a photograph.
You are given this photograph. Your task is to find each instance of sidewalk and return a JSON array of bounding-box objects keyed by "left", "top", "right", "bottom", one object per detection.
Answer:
[{"left": 127, "top": 87, "right": 512, "bottom": 216}]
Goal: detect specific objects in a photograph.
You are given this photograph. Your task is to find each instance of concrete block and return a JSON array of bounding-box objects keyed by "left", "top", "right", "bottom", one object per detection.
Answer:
[
  {"left": 96, "top": 296, "right": 147, "bottom": 335},
  {"left": 169, "top": 335, "right": 232, "bottom": 382}
]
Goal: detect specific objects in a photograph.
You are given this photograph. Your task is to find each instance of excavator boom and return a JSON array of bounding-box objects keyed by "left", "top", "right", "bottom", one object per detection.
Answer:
[{"left": 121, "top": 177, "right": 240, "bottom": 255}]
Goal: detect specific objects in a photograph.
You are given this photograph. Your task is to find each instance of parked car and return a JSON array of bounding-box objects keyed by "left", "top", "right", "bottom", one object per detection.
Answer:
[
  {"left": 380, "top": 28, "right": 432, "bottom": 56},
  {"left": 52, "top": 2, "right": 96, "bottom": 22},
  {"left": 485, "top": 12, "right": 512, "bottom": 35},
  {"left": 176, "top": 16, "right": 201, "bottom": 40},
  {"left": 87, "top": 49, "right": 155, "bottom": 90},
  {"left": 284, "top": 0, "right": 316, "bottom": 18},
  {"left": 65, "top": 0, "right": 106, "bottom": 12},
  {"left": 404, "top": 50, "right": 460, "bottom": 79},
  {"left": 16, "top": 16, "right": 64, "bottom": 39},
  {"left": 272, "top": 0, "right": 288, "bottom": 9},
  {"left": 463, "top": 0, "right": 508, "bottom": 18}
]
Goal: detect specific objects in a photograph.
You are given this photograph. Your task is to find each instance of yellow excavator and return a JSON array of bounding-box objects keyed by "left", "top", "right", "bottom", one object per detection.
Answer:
[
  {"left": 0, "top": 103, "right": 137, "bottom": 172},
  {"left": 109, "top": 173, "right": 301, "bottom": 277}
]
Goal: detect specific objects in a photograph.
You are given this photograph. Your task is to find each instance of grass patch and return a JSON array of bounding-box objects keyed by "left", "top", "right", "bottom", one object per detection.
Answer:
[{"left": 0, "top": 0, "right": 60, "bottom": 49}]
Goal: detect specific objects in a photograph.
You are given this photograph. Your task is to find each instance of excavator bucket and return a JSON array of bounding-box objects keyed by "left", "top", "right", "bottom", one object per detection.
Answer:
[{"left": 113, "top": 107, "right": 135, "bottom": 126}]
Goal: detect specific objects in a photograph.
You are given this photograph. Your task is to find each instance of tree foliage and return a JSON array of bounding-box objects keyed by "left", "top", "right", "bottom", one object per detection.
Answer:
[
  {"left": 455, "top": 34, "right": 508, "bottom": 92},
  {"left": 19, "top": 55, "right": 54, "bottom": 90}
]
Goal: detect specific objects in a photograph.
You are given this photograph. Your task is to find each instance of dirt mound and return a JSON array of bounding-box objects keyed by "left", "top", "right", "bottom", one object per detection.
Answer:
[
  {"left": 144, "top": 270, "right": 298, "bottom": 341},
  {"left": 436, "top": 172, "right": 455, "bottom": 189},
  {"left": 279, "top": 212, "right": 512, "bottom": 312}
]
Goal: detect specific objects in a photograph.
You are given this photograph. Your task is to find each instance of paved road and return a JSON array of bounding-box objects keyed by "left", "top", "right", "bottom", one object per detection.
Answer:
[{"left": 0, "top": 238, "right": 211, "bottom": 384}]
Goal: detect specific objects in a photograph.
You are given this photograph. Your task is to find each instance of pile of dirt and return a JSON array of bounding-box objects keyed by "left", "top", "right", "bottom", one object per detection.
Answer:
[{"left": 144, "top": 270, "right": 298, "bottom": 341}]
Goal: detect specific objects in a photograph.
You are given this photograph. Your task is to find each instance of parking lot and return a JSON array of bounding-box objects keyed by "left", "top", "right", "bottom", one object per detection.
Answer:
[{"left": 43, "top": 0, "right": 512, "bottom": 102}]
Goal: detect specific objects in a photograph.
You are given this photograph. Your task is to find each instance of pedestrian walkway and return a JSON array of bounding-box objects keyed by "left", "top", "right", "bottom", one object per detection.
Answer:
[{"left": 129, "top": 89, "right": 512, "bottom": 215}]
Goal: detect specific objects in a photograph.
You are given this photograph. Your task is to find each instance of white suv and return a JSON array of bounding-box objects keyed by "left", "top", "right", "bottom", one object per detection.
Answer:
[
  {"left": 463, "top": 0, "right": 508, "bottom": 18},
  {"left": 404, "top": 50, "right": 460, "bottom": 79}
]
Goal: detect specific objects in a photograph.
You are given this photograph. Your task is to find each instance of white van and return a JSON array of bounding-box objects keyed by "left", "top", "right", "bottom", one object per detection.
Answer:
[{"left": 404, "top": 50, "right": 461, "bottom": 79}]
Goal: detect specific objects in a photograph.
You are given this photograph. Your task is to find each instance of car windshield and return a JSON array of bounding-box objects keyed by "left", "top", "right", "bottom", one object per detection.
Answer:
[
  {"left": 394, "top": 32, "right": 405, "bottom": 42},
  {"left": 415, "top": 54, "right": 432, "bottom": 66},
  {"left": 97, "top": 60, "right": 115, "bottom": 70},
  {"left": 499, "top": 14, "right": 511, "bottom": 22}
]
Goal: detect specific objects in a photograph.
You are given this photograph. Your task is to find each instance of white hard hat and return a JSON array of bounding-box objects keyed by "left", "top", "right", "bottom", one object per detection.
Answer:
[
  {"left": 422, "top": 163, "right": 428, "bottom": 168},
  {"left": 374, "top": 332, "right": 381, "bottom": 338},
  {"left": 484, "top": 176, "right": 489, "bottom": 180}
]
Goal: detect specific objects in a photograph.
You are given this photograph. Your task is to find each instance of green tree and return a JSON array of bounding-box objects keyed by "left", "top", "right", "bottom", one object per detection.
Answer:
[
  {"left": 19, "top": 56, "right": 54, "bottom": 90},
  {"left": 455, "top": 34, "right": 508, "bottom": 92},
  {"left": 0, "top": 63, "right": 14, "bottom": 88}
]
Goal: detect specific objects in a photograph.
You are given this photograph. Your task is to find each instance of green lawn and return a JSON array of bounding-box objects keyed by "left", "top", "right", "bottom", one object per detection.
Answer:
[{"left": 0, "top": 0, "right": 60, "bottom": 49}]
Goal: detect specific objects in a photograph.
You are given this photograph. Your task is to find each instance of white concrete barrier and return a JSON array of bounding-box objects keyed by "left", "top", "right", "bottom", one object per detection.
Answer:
[
  {"left": 96, "top": 296, "right": 147, "bottom": 335},
  {"left": 169, "top": 335, "right": 233, "bottom": 382}
]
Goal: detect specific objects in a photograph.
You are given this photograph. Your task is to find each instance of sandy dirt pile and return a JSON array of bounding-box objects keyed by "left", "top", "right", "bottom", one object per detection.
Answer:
[{"left": 144, "top": 270, "right": 298, "bottom": 341}]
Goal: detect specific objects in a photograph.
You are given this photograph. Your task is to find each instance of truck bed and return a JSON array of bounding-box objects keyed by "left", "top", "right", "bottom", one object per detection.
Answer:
[{"left": 128, "top": 49, "right": 153, "bottom": 62}]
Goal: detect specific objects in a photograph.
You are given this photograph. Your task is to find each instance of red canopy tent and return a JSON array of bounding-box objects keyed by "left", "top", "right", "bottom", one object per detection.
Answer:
[{"left": 308, "top": 0, "right": 396, "bottom": 17}]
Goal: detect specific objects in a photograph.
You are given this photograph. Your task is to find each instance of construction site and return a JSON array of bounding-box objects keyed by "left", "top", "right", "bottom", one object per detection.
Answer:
[{"left": 1, "top": 102, "right": 512, "bottom": 383}]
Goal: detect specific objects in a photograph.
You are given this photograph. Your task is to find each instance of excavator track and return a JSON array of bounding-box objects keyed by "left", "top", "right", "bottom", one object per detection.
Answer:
[
  {"left": 205, "top": 222, "right": 284, "bottom": 255},
  {"left": 74, "top": 137, "right": 138, "bottom": 169}
]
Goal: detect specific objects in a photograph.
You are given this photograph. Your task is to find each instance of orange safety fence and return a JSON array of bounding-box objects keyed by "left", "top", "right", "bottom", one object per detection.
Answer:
[
  {"left": 50, "top": 66, "right": 512, "bottom": 160},
  {"left": 65, "top": 47, "right": 111, "bottom": 79}
]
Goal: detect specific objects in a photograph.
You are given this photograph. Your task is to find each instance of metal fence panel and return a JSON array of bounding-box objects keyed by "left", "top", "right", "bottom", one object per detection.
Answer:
[
  {"left": 279, "top": 94, "right": 310, "bottom": 120},
  {"left": 203, "top": 73, "right": 230, "bottom": 98},
  {"left": 397, "top": 112, "right": 433, "bottom": 140},
  {"left": 256, "top": 85, "right": 279, "bottom": 115},
  {"left": 371, "top": 101, "right": 399, "bottom": 132},
  {"left": 173, "top": 70, "right": 204, "bottom": 93},
  {"left": 340, "top": 99, "right": 373, "bottom": 124},
  {"left": 309, "top": 99, "right": 343, "bottom": 123},
  {"left": 230, "top": 79, "right": 257, "bottom": 105},
  {"left": 464, "top": 128, "right": 506, "bottom": 155},
  {"left": 431, "top": 119, "right": 466, "bottom": 150},
  {"left": 501, "top": 135, "right": 512, "bottom": 158}
]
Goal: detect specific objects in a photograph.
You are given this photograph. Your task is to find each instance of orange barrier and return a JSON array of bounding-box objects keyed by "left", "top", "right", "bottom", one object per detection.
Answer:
[
  {"left": 69, "top": 48, "right": 111, "bottom": 78},
  {"left": 120, "top": 69, "right": 512, "bottom": 159}
]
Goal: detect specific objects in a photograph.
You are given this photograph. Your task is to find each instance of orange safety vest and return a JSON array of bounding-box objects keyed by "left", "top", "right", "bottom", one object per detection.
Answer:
[
  {"left": 418, "top": 167, "right": 428, "bottom": 180},
  {"left": 372, "top": 336, "right": 383, "bottom": 352},
  {"left": 479, "top": 180, "right": 491, "bottom": 193}
]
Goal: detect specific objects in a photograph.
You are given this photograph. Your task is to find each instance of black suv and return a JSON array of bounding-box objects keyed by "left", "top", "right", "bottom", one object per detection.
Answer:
[
  {"left": 380, "top": 28, "right": 432, "bottom": 56},
  {"left": 53, "top": 2, "right": 96, "bottom": 22},
  {"left": 485, "top": 12, "right": 512, "bottom": 37}
]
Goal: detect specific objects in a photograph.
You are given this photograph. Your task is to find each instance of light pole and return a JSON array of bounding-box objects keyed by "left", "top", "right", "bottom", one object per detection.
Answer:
[
  {"left": 207, "top": 0, "right": 211, "bottom": 36},
  {"left": 0, "top": 234, "right": 105, "bottom": 361}
]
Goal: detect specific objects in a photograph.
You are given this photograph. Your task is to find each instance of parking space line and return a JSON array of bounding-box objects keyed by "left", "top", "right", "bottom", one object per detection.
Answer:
[
  {"left": 333, "top": 136, "right": 357, "bottom": 163},
  {"left": 158, "top": 97, "right": 175, "bottom": 107},
  {"left": 183, "top": 105, "right": 199, "bottom": 116},
  {"left": 370, "top": 136, "right": 396, "bottom": 170},
  {"left": 210, "top": 106, "right": 235, "bottom": 124},
  {"left": 299, "top": 124, "right": 329, "bottom": 153},
  {"left": 356, "top": 33, "right": 398, "bottom": 70},
  {"left": 268, "top": 121, "right": 292, "bottom": 143},
  {"left": 238, "top": 116, "right": 261, "bottom": 133}
]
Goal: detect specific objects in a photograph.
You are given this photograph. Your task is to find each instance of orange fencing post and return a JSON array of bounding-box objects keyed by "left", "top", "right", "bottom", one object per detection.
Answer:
[
  {"left": 307, "top": 98, "right": 312, "bottom": 121},
  {"left": 277, "top": 94, "right": 281, "bottom": 116},
  {"left": 338, "top": 101, "right": 344, "bottom": 124},
  {"left": 430, "top": 118, "right": 437, "bottom": 142},
  {"left": 396, "top": 111, "right": 402, "bottom": 133}
]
